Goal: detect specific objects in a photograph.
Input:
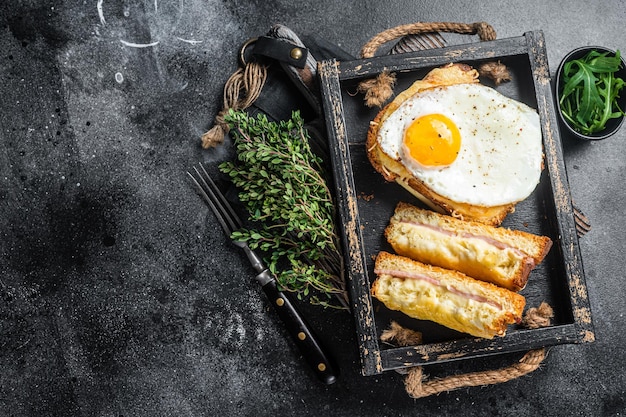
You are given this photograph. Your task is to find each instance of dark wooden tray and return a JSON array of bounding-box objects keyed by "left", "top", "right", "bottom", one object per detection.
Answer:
[{"left": 318, "top": 31, "right": 594, "bottom": 376}]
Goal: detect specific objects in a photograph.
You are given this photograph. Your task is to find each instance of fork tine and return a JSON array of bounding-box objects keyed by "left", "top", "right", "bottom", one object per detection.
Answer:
[
  {"left": 187, "top": 163, "right": 243, "bottom": 236},
  {"left": 198, "top": 163, "right": 244, "bottom": 230}
]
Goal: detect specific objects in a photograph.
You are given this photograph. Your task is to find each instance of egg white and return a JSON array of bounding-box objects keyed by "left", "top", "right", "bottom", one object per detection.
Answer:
[{"left": 378, "top": 83, "right": 543, "bottom": 206}]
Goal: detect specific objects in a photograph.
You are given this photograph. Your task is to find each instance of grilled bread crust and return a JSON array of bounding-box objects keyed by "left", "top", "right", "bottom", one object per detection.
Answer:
[
  {"left": 366, "top": 63, "right": 516, "bottom": 226},
  {"left": 371, "top": 251, "right": 526, "bottom": 339},
  {"left": 385, "top": 202, "right": 552, "bottom": 291}
]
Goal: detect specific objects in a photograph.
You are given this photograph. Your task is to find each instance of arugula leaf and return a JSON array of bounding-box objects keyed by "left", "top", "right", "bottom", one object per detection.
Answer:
[{"left": 559, "top": 49, "right": 625, "bottom": 135}]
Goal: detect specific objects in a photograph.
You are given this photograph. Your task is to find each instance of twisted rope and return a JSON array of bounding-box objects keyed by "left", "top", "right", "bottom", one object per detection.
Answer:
[
  {"left": 201, "top": 62, "right": 268, "bottom": 149},
  {"left": 404, "top": 349, "right": 547, "bottom": 398},
  {"left": 357, "top": 21, "right": 497, "bottom": 107},
  {"left": 201, "top": 24, "right": 314, "bottom": 149},
  {"left": 381, "top": 302, "right": 554, "bottom": 399},
  {"left": 359, "top": 21, "right": 496, "bottom": 59}
]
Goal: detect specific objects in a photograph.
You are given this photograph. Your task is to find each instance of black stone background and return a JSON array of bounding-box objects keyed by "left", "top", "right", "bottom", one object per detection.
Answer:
[{"left": 1, "top": 1, "right": 624, "bottom": 416}]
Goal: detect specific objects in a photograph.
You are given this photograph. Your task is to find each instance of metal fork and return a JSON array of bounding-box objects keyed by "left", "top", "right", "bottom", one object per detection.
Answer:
[
  {"left": 187, "top": 163, "right": 339, "bottom": 385},
  {"left": 187, "top": 164, "right": 266, "bottom": 275}
]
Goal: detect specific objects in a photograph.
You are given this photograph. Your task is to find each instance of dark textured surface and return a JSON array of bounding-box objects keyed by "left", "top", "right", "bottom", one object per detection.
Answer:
[{"left": 0, "top": 1, "right": 624, "bottom": 416}]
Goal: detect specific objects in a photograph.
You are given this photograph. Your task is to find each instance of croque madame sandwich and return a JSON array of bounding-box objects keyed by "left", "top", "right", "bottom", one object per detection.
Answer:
[
  {"left": 371, "top": 251, "right": 526, "bottom": 339},
  {"left": 385, "top": 202, "right": 552, "bottom": 291},
  {"left": 366, "top": 63, "right": 544, "bottom": 226}
]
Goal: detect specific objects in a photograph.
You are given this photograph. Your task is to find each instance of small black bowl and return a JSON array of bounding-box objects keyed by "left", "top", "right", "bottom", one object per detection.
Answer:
[{"left": 555, "top": 46, "right": 626, "bottom": 140}]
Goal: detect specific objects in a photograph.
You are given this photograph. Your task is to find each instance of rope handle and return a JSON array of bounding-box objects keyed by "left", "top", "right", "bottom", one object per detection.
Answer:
[
  {"left": 357, "top": 21, "right": 498, "bottom": 107},
  {"left": 381, "top": 302, "right": 554, "bottom": 399},
  {"left": 359, "top": 21, "right": 496, "bottom": 59},
  {"left": 404, "top": 348, "right": 547, "bottom": 399}
]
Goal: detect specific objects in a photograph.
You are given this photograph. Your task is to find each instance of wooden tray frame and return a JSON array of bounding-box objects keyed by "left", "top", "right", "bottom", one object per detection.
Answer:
[{"left": 318, "top": 31, "right": 594, "bottom": 376}]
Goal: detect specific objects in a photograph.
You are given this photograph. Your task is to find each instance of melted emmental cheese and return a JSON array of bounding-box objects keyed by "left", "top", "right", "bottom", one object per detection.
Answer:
[
  {"left": 373, "top": 274, "right": 505, "bottom": 339},
  {"left": 390, "top": 221, "right": 532, "bottom": 291},
  {"left": 371, "top": 252, "right": 525, "bottom": 339},
  {"left": 384, "top": 202, "right": 551, "bottom": 292}
]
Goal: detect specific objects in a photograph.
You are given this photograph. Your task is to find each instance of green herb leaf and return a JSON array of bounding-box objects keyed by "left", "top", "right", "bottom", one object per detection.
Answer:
[
  {"left": 559, "top": 49, "right": 625, "bottom": 134},
  {"left": 220, "top": 110, "right": 347, "bottom": 308}
]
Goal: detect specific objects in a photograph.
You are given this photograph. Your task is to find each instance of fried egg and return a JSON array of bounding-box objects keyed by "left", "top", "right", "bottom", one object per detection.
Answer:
[{"left": 377, "top": 83, "right": 543, "bottom": 206}]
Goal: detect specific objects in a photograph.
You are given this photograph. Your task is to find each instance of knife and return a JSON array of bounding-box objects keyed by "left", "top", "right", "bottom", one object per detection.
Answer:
[{"left": 188, "top": 164, "right": 339, "bottom": 385}]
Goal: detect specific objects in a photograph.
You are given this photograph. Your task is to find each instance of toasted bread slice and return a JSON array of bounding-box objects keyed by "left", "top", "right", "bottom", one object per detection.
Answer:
[
  {"left": 371, "top": 251, "right": 526, "bottom": 339},
  {"left": 366, "top": 63, "right": 534, "bottom": 226},
  {"left": 385, "top": 202, "right": 552, "bottom": 291}
]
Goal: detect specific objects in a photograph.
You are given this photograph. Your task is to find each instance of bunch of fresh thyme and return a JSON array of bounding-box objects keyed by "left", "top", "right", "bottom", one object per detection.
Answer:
[{"left": 220, "top": 109, "right": 347, "bottom": 308}]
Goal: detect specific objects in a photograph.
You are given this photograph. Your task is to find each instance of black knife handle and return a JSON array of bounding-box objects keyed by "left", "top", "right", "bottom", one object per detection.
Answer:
[{"left": 261, "top": 279, "right": 339, "bottom": 385}]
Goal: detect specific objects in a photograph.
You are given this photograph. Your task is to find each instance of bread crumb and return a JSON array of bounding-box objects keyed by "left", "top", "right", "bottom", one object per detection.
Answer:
[{"left": 358, "top": 192, "right": 375, "bottom": 201}]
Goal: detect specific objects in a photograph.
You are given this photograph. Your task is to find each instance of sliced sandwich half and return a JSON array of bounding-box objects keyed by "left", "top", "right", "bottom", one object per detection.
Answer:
[
  {"left": 371, "top": 251, "right": 526, "bottom": 339},
  {"left": 385, "top": 202, "right": 552, "bottom": 291}
]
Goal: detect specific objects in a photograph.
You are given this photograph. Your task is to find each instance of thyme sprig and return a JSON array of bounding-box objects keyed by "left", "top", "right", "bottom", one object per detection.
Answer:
[{"left": 220, "top": 109, "right": 347, "bottom": 308}]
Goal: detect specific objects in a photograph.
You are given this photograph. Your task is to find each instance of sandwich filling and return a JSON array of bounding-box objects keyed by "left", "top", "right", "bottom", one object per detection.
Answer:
[
  {"left": 388, "top": 220, "right": 535, "bottom": 290},
  {"left": 371, "top": 251, "right": 526, "bottom": 339},
  {"left": 374, "top": 267, "right": 503, "bottom": 310}
]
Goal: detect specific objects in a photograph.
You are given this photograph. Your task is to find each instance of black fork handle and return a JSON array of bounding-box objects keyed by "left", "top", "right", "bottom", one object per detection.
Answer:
[{"left": 258, "top": 274, "right": 339, "bottom": 385}]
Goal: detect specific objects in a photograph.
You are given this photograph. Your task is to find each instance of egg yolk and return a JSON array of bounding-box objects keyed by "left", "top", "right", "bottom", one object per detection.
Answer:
[{"left": 403, "top": 113, "right": 461, "bottom": 167}]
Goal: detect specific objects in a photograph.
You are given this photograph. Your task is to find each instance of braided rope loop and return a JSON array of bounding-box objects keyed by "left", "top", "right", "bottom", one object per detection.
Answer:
[
  {"left": 357, "top": 21, "right": 496, "bottom": 108},
  {"left": 384, "top": 302, "right": 554, "bottom": 398}
]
